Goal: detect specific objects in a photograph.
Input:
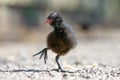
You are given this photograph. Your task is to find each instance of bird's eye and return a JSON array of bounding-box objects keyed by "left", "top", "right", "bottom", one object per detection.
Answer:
[{"left": 47, "top": 16, "right": 52, "bottom": 19}]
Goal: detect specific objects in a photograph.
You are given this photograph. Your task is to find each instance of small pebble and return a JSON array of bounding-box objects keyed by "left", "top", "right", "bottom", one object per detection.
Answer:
[{"left": 63, "top": 74, "right": 68, "bottom": 79}]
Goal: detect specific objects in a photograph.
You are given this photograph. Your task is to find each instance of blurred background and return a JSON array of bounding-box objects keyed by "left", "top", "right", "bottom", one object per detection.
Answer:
[
  {"left": 0, "top": 0, "right": 120, "bottom": 67},
  {"left": 0, "top": 0, "right": 120, "bottom": 43}
]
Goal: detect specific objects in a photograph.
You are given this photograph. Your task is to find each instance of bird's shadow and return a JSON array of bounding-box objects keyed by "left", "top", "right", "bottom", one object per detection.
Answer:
[
  {"left": 0, "top": 69, "right": 49, "bottom": 73},
  {"left": 0, "top": 69, "right": 76, "bottom": 73}
]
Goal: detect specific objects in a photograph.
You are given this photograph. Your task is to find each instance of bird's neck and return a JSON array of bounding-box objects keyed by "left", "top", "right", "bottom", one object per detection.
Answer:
[
  {"left": 51, "top": 21, "right": 62, "bottom": 27},
  {"left": 52, "top": 23, "right": 64, "bottom": 33}
]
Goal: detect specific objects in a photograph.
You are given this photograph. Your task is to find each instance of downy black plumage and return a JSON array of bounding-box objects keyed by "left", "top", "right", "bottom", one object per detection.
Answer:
[{"left": 33, "top": 12, "right": 77, "bottom": 71}]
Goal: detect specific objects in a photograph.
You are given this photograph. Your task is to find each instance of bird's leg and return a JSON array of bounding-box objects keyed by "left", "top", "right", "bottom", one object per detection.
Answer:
[
  {"left": 33, "top": 48, "right": 48, "bottom": 64},
  {"left": 55, "top": 55, "right": 64, "bottom": 72}
]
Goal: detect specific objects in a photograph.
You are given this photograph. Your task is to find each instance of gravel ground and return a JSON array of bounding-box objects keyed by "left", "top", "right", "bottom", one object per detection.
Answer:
[{"left": 0, "top": 29, "right": 120, "bottom": 80}]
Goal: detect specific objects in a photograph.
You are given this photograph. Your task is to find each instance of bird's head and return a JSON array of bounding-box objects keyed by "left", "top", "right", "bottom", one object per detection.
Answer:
[{"left": 44, "top": 12, "right": 63, "bottom": 26}]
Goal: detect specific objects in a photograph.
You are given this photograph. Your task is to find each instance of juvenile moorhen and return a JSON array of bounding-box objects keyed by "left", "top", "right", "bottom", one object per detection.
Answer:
[{"left": 33, "top": 12, "right": 77, "bottom": 72}]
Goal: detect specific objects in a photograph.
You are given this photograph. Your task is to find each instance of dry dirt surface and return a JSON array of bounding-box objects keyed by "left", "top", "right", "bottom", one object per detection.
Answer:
[{"left": 0, "top": 29, "right": 120, "bottom": 80}]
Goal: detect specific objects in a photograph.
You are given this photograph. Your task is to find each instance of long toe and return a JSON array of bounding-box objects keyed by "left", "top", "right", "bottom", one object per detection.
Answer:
[
  {"left": 33, "top": 48, "right": 48, "bottom": 64},
  {"left": 51, "top": 68, "right": 65, "bottom": 72}
]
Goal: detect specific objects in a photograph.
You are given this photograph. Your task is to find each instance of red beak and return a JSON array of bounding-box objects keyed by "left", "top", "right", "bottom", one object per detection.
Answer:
[{"left": 44, "top": 19, "right": 52, "bottom": 24}]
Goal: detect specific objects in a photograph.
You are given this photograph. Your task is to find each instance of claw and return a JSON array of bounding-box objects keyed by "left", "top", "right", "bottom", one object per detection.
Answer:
[
  {"left": 33, "top": 48, "right": 48, "bottom": 64},
  {"left": 39, "top": 52, "right": 44, "bottom": 59},
  {"left": 44, "top": 52, "right": 48, "bottom": 63}
]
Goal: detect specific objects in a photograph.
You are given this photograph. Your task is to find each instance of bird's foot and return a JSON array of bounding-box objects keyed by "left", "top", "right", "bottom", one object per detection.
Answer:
[
  {"left": 33, "top": 48, "right": 48, "bottom": 64},
  {"left": 51, "top": 69, "right": 74, "bottom": 73},
  {"left": 52, "top": 68, "right": 66, "bottom": 72}
]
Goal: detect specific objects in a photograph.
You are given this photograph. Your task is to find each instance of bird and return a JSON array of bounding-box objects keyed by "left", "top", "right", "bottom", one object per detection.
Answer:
[{"left": 33, "top": 12, "right": 77, "bottom": 72}]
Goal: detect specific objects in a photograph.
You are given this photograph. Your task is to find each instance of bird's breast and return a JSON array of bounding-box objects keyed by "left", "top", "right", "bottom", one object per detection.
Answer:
[{"left": 47, "top": 30, "right": 75, "bottom": 55}]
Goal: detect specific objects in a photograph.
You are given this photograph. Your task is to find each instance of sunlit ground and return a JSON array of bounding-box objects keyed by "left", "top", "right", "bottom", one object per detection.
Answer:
[{"left": 0, "top": 25, "right": 120, "bottom": 79}]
